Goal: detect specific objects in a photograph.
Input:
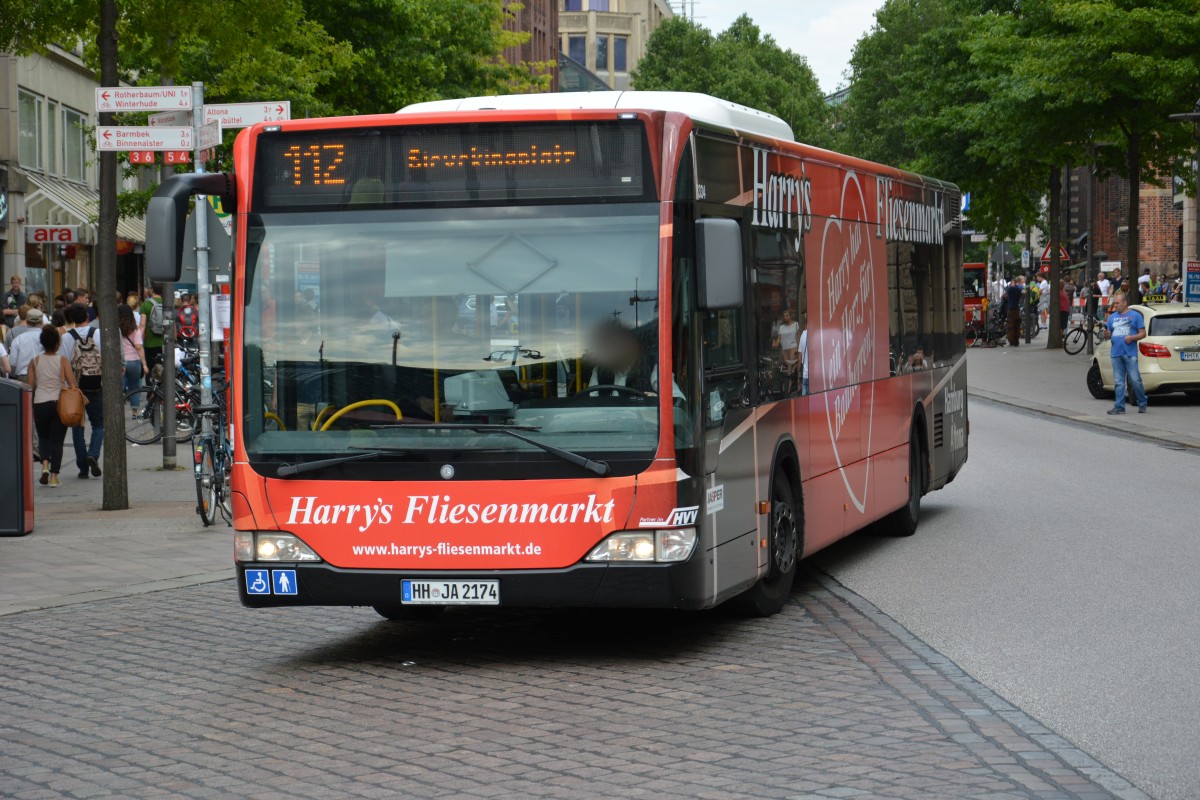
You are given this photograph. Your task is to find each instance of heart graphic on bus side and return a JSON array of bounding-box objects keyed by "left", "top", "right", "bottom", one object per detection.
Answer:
[{"left": 817, "top": 171, "right": 877, "bottom": 513}]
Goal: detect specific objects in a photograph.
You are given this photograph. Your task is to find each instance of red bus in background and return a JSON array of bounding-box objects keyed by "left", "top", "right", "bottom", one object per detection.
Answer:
[
  {"left": 964, "top": 262, "right": 987, "bottom": 324},
  {"left": 147, "top": 91, "right": 968, "bottom": 620}
]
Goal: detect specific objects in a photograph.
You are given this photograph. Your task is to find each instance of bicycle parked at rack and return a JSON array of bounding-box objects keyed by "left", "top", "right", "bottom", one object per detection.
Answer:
[{"left": 192, "top": 390, "right": 232, "bottom": 527}]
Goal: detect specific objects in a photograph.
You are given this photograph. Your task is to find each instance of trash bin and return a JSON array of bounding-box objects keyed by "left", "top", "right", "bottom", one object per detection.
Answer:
[{"left": 0, "top": 377, "right": 35, "bottom": 536}]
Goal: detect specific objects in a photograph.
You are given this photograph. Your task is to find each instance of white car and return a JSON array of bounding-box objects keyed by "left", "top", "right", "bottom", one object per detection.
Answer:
[{"left": 1087, "top": 303, "right": 1200, "bottom": 399}]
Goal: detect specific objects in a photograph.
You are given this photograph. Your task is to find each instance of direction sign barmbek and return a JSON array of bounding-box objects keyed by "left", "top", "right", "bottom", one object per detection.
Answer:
[
  {"left": 95, "top": 86, "right": 193, "bottom": 112},
  {"left": 95, "top": 126, "right": 193, "bottom": 151}
]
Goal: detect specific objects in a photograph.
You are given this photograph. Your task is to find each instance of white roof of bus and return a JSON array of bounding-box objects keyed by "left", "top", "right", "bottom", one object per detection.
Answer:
[{"left": 398, "top": 91, "right": 795, "bottom": 144}]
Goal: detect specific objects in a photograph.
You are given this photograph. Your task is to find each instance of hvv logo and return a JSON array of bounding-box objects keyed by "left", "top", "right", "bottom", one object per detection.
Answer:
[{"left": 666, "top": 506, "right": 700, "bottom": 526}]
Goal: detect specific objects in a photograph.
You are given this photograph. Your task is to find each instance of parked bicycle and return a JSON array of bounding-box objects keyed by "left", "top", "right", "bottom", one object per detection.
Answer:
[
  {"left": 192, "top": 393, "right": 232, "bottom": 527},
  {"left": 1062, "top": 314, "right": 1106, "bottom": 355},
  {"left": 123, "top": 381, "right": 198, "bottom": 445}
]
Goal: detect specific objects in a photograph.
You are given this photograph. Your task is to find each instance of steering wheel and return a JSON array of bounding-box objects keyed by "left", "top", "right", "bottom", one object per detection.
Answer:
[
  {"left": 317, "top": 399, "right": 403, "bottom": 431},
  {"left": 569, "top": 384, "right": 652, "bottom": 402}
]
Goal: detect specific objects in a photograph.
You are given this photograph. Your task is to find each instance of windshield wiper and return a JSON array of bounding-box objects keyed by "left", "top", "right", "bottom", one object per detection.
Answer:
[
  {"left": 275, "top": 446, "right": 408, "bottom": 478},
  {"left": 371, "top": 422, "right": 611, "bottom": 476}
]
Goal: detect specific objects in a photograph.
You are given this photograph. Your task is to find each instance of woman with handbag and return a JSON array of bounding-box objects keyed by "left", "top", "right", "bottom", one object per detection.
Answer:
[{"left": 28, "top": 325, "right": 80, "bottom": 488}]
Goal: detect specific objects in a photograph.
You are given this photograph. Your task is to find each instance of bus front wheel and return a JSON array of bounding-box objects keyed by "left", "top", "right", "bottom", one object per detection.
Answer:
[
  {"left": 733, "top": 472, "right": 800, "bottom": 617},
  {"left": 879, "top": 425, "right": 923, "bottom": 537}
]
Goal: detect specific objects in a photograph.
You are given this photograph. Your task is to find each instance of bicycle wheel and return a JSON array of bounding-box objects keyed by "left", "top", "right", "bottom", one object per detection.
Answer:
[
  {"left": 124, "top": 387, "right": 163, "bottom": 445},
  {"left": 195, "top": 438, "right": 217, "bottom": 527},
  {"left": 216, "top": 440, "right": 233, "bottom": 523},
  {"left": 964, "top": 322, "right": 981, "bottom": 348},
  {"left": 1063, "top": 327, "right": 1087, "bottom": 355}
]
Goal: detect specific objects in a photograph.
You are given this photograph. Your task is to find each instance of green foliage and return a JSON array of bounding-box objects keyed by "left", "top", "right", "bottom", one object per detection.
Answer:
[
  {"left": 839, "top": 0, "right": 1200, "bottom": 244},
  {"left": 633, "top": 15, "right": 830, "bottom": 148},
  {"left": 301, "top": 0, "right": 549, "bottom": 115}
]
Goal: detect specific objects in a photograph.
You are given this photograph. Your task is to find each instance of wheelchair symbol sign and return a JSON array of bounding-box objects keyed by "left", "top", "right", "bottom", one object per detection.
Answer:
[{"left": 245, "top": 569, "right": 271, "bottom": 595}]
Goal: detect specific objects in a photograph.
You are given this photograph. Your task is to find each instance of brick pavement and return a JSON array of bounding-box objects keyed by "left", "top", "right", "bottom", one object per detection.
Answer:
[{"left": 0, "top": 572, "right": 1148, "bottom": 799}]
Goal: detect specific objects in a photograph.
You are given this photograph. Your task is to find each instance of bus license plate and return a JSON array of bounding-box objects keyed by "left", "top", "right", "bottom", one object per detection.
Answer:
[
  {"left": 1180, "top": 351, "right": 1200, "bottom": 361},
  {"left": 401, "top": 579, "right": 499, "bottom": 605}
]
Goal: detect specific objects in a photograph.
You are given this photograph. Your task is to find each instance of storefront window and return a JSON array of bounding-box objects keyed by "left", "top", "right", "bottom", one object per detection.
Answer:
[{"left": 18, "top": 90, "right": 43, "bottom": 170}]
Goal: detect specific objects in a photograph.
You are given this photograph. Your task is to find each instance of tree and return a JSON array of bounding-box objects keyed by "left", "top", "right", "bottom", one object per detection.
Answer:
[
  {"left": 301, "top": 0, "right": 549, "bottom": 116},
  {"left": 633, "top": 15, "right": 829, "bottom": 148}
]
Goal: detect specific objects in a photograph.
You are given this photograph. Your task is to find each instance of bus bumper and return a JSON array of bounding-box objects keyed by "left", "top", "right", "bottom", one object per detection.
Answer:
[{"left": 235, "top": 560, "right": 713, "bottom": 610}]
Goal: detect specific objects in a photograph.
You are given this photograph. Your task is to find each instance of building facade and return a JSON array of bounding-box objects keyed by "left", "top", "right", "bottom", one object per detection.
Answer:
[
  {"left": 559, "top": 0, "right": 674, "bottom": 90},
  {"left": 0, "top": 45, "right": 145, "bottom": 302},
  {"left": 503, "top": 0, "right": 560, "bottom": 92},
  {"left": 1065, "top": 167, "right": 1186, "bottom": 282}
]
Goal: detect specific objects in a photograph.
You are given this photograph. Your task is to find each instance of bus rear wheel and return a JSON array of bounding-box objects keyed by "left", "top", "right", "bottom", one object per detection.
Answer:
[{"left": 734, "top": 472, "right": 800, "bottom": 617}]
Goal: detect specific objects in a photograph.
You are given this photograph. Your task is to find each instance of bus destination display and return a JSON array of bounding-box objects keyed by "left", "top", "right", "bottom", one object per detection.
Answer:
[{"left": 254, "top": 120, "right": 650, "bottom": 209}]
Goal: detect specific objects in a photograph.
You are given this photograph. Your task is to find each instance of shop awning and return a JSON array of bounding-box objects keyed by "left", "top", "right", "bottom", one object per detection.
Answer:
[{"left": 16, "top": 168, "right": 145, "bottom": 244}]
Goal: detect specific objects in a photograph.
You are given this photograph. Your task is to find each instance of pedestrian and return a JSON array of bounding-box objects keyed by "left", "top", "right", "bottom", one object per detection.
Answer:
[
  {"left": 118, "top": 302, "right": 147, "bottom": 419},
  {"left": 8, "top": 308, "right": 46, "bottom": 379},
  {"left": 1059, "top": 284, "right": 1070, "bottom": 330},
  {"left": 139, "top": 284, "right": 165, "bottom": 373},
  {"left": 0, "top": 339, "right": 11, "bottom": 377},
  {"left": 3, "top": 275, "right": 27, "bottom": 328},
  {"left": 1104, "top": 291, "right": 1148, "bottom": 415},
  {"left": 1037, "top": 273, "right": 1050, "bottom": 329},
  {"left": 1004, "top": 275, "right": 1024, "bottom": 346},
  {"left": 1096, "top": 271, "right": 1111, "bottom": 298},
  {"left": 65, "top": 303, "right": 104, "bottom": 479},
  {"left": 27, "top": 325, "right": 78, "bottom": 488}
]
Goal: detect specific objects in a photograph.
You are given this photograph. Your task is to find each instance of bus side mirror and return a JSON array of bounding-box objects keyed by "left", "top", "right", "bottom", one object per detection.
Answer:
[
  {"left": 146, "top": 172, "right": 237, "bottom": 282},
  {"left": 696, "top": 218, "right": 743, "bottom": 310}
]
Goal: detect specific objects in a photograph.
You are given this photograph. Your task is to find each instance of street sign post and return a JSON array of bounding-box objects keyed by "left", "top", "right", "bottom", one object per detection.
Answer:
[
  {"left": 203, "top": 101, "right": 290, "bottom": 129},
  {"left": 149, "top": 109, "right": 191, "bottom": 127},
  {"left": 95, "top": 86, "right": 192, "bottom": 112},
  {"left": 1185, "top": 261, "right": 1200, "bottom": 305},
  {"left": 95, "top": 126, "right": 193, "bottom": 151}
]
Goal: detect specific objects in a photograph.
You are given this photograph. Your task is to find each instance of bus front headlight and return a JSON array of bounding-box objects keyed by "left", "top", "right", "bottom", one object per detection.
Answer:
[
  {"left": 235, "top": 531, "right": 321, "bottom": 563},
  {"left": 585, "top": 528, "right": 697, "bottom": 563}
]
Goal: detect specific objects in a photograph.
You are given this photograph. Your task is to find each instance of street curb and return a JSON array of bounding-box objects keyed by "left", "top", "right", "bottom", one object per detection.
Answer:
[
  {"left": 0, "top": 570, "right": 233, "bottom": 617},
  {"left": 812, "top": 568, "right": 1155, "bottom": 800},
  {"left": 970, "top": 387, "right": 1200, "bottom": 451}
]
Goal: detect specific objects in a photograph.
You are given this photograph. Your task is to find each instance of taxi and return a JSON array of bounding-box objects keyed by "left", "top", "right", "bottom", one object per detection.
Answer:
[{"left": 1087, "top": 303, "right": 1200, "bottom": 398}]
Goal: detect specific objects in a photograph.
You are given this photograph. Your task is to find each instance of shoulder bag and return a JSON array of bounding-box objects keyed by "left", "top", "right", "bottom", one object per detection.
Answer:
[{"left": 56, "top": 355, "right": 88, "bottom": 427}]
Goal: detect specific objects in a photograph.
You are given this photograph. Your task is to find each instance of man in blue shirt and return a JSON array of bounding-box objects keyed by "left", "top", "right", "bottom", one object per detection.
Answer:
[{"left": 1104, "top": 291, "right": 1147, "bottom": 414}]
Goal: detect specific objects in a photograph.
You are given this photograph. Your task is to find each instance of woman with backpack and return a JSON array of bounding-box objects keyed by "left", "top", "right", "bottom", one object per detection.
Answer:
[{"left": 118, "top": 303, "right": 147, "bottom": 419}]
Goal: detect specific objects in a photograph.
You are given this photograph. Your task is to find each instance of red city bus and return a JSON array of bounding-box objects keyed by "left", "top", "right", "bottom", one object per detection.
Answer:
[
  {"left": 147, "top": 92, "right": 968, "bottom": 618},
  {"left": 963, "top": 262, "right": 987, "bottom": 324}
]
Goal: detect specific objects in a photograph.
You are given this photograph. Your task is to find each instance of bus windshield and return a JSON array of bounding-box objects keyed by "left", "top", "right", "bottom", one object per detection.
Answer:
[{"left": 241, "top": 202, "right": 664, "bottom": 478}]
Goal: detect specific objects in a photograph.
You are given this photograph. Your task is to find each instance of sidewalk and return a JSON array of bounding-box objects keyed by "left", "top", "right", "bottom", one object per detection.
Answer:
[
  {"left": 2, "top": 342, "right": 1196, "bottom": 618},
  {"left": 967, "top": 338, "right": 1200, "bottom": 451},
  {"left": 0, "top": 436, "right": 229, "bottom": 616}
]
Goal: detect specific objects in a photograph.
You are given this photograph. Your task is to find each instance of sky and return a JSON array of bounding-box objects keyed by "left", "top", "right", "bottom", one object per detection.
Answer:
[{"left": 684, "top": 0, "right": 887, "bottom": 94}]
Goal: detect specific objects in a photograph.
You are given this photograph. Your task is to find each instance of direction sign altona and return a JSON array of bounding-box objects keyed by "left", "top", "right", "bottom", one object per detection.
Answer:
[
  {"left": 96, "top": 126, "right": 193, "bottom": 152},
  {"left": 96, "top": 86, "right": 192, "bottom": 112},
  {"left": 203, "top": 101, "right": 291, "bottom": 128}
]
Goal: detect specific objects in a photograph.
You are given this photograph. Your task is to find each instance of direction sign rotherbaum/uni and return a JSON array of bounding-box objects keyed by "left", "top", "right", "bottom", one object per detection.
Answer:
[{"left": 95, "top": 85, "right": 192, "bottom": 112}]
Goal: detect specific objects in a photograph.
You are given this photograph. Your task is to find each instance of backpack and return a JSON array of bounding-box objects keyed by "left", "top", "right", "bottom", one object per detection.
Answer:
[
  {"left": 149, "top": 299, "right": 164, "bottom": 335},
  {"left": 177, "top": 305, "right": 198, "bottom": 340},
  {"left": 70, "top": 327, "right": 103, "bottom": 391}
]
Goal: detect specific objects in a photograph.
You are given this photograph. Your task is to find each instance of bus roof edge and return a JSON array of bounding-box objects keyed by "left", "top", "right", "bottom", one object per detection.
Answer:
[{"left": 398, "top": 91, "right": 795, "bottom": 144}]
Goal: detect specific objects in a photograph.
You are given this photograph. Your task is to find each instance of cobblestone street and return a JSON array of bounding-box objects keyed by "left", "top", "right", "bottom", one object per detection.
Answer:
[{"left": 0, "top": 570, "right": 1144, "bottom": 800}]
